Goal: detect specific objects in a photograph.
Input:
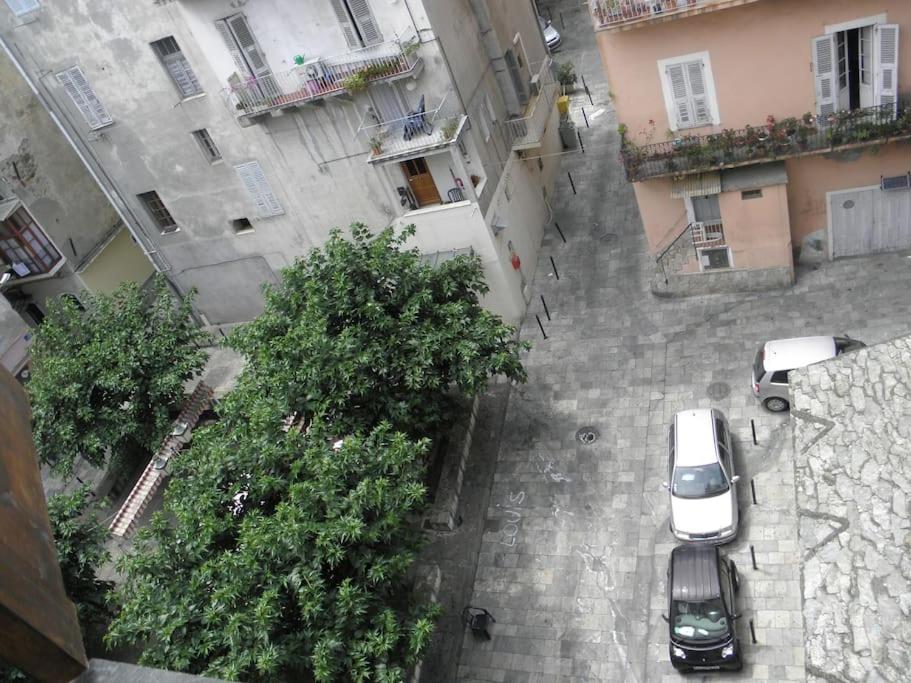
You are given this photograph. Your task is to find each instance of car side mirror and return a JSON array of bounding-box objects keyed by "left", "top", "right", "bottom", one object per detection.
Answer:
[
  {"left": 661, "top": 614, "right": 669, "bottom": 623},
  {"left": 661, "top": 481, "right": 669, "bottom": 490},
  {"left": 730, "top": 475, "right": 741, "bottom": 484}
]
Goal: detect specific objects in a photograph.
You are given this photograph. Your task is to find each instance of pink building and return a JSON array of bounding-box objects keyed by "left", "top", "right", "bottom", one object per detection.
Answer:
[{"left": 591, "top": 0, "right": 911, "bottom": 294}]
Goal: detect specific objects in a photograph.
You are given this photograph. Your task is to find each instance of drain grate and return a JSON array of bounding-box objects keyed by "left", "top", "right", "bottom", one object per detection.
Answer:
[
  {"left": 600, "top": 232, "right": 618, "bottom": 244},
  {"left": 575, "top": 426, "right": 600, "bottom": 444},
  {"left": 706, "top": 381, "right": 731, "bottom": 400}
]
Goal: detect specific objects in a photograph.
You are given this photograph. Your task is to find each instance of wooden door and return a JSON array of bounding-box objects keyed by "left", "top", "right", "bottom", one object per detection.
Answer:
[
  {"left": 829, "top": 188, "right": 876, "bottom": 258},
  {"left": 401, "top": 158, "right": 440, "bottom": 207}
]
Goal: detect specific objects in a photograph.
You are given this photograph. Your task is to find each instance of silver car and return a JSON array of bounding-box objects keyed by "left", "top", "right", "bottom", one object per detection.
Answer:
[
  {"left": 751, "top": 336, "right": 866, "bottom": 412},
  {"left": 664, "top": 409, "right": 739, "bottom": 544}
]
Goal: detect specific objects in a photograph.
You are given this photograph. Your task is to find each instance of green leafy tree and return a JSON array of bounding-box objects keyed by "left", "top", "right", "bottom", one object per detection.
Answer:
[
  {"left": 27, "top": 276, "right": 208, "bottom": 477},
  {"left": 107, "top": 420, "right": 440, "bottom": 682},
  {"left": 230, "top": 223, "right": 527, "bottom": 435}
]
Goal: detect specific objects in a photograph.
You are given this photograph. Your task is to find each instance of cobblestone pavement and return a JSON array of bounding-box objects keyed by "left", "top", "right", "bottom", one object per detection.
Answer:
[
  {"left": 455, "top": 2, "right": 911, "bottom": 680},
  {"left": 791, "top": 338, "right": 911, "bottom": 683}
]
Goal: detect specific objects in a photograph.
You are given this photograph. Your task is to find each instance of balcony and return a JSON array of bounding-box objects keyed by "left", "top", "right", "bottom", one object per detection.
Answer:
[
  {"left": 223, "top": 38, "right": 422, "bottom": 119},
  {"left": 591, "top": 0, "right": 761, "bottom": 31},
  {"left": 621, "top": 102, "right": 911, "bottom": 182},
  {"left": 357, "top": 91, "right": 468, "bottom": 164},
  {"left": 505, "top": 59, "right": 559, "bottom": 150}
]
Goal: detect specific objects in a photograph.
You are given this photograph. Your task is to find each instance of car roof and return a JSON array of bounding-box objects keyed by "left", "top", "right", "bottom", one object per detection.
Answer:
[
  {"left": 763, "top": 336, "right": 836, "bottom": 372},
  {"left": 673, "top": 409, "right": 720, "bottom": 467},
  {"left": 670, "top": 545, "right": 722, "bottom": 601}
]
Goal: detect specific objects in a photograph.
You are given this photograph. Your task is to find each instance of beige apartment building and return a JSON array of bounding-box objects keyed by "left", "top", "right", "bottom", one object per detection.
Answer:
[{"left": 591, "top": 0, "right": 911, "bottom": 295}]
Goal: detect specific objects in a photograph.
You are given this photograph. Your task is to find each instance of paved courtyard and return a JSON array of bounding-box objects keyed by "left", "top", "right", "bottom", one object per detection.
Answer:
[{"left": 450, "top": 2, "right": 911, "bottom": 681}]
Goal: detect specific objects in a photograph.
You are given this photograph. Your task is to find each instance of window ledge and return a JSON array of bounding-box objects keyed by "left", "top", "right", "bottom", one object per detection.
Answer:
[
  {"left": 3, "top": 256, "right": 67, "bottom": 286},
  {"left": 180, "top": 93, "right": 208, "bottom": 104},
  {"left": 160, "top": 227, "right": 181, "bottom": 236}
]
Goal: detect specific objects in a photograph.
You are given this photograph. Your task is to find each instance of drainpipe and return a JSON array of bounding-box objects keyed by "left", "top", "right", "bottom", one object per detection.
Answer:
[
  {"left": 0, "top": 35, "right": 203, "bottom": 324},
  {"left": 468, "top": 0, "right": 521, "bottom": 116}
]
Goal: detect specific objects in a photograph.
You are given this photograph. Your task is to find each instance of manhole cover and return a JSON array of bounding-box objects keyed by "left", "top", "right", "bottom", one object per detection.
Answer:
[
  {"left": 575, "top": 426, "right": 600, "bottom": 444},
  {"left": 601, "top": 232, "right": 618, "bottom": 243},
  {"left": 706, "top": 382, "right": 731, "bottom": 400}
]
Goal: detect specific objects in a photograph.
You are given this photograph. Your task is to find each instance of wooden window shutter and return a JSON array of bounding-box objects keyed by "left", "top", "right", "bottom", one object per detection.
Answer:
[
  {"left": 226, "top": 14, "right": 271, "bottom": 78},
  {"left": 347, "top": 0, "right": 382, "bottom": 46},
  {"left": 55, "top": 66, "right": 113, "bottom": 130},
  {"left": 329, "top": 0, "right": 360, "bottom": 48},
  {"left": 4, "top": 0, "right": 39, "bottom": 17},
  {"left": 875, "top": 24, "right": 899, "bottom": 115},
  {"left": 234, "top": 161, "right": 284, "bottom": 217},
  {"left": 686, "top": 61, "right": 711, "bottom": 124},
  {"left": 812, "top": 34, "right": 837, "bottom": 117},
  {"left": 667, "top": 63, "right": 691, "bottom": 127},
  {"left": 215, "top": 18, "right": 250, "bottom": 77}
]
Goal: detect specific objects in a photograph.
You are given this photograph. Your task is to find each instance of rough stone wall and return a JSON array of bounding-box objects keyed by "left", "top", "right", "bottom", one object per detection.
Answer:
[
  {"left": 790, "top": 336, "right": 911, "bottom": 683},
  {"left": 652, "top": 263, "right": 794, "bottom": 297}
]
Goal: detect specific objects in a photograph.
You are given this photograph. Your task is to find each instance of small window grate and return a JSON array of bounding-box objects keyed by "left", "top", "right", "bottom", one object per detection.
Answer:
[
  {"left": 741, "top": 189, "right": 763, "bottom": 200},
  {"left": 192, "top": 129, "right": 221, "bottom": 163},
  {"left": 700, "top": 247, "right": 730, "bottom": 270},
  {"left": 881, "top": 173, "right": 910, "bottom": 192}
]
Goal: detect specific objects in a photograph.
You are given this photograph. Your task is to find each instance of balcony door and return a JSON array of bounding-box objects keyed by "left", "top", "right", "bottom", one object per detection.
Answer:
[
  {"left": 401, "top": 158, "right": 440, "bottom": 207},
  {"left": 215, "top": 14, "right": 277, "bottom": 97}
]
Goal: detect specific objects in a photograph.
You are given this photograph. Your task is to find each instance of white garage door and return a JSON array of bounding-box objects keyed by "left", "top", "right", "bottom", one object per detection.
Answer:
[{"left": 829, "top": 185, "right": 911, "bottom": 258}]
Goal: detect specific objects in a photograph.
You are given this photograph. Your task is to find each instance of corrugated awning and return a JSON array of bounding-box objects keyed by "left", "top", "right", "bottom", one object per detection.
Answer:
[{"left": 670, "top": 172, "right": 722, "bottom": 198}]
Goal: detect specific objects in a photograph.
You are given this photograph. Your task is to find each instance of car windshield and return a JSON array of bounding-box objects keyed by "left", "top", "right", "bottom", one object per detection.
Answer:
[
  {"left": 672, "top": 597, "right": 729, "bottom": 642},
  {"left": 672, "top": 463, "right": 728, "bottom": 499},
  {"left": 538, "top": 16, "right": 548, "bottom": 29},
  {"left": 752, "top": 345, "right": 765, "bottom": 380}
]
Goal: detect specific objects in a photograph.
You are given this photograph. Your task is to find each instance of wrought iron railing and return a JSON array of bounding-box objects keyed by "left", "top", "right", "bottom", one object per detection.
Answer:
[
  {"left": 591, "top": 0, "right": 712, "bottom": 29},
  {"left": 223, "top": 38, "right": 421, "bottom": 117},
  {"left": 356, "top": 91, "right": 466, "bottom": 162},
  {"left": 621, "top": 101, "right": 911, "bottom": 181}
]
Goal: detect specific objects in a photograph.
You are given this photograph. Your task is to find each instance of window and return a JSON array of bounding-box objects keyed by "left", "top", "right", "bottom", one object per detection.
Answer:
[
  {"left": 215, "top": 14, "right": 273, "bottom": 85},
  {"left": 138, "top": 191, "right": 178, "bottom": 233},
  {"left": 152, "top": 36, "right": 202, "bottom": 98},
  {"left": 3, "top": 0, "right": 39, "bottom": 17},
  {"left": 477, "top": 107, "right": 491, "bottom": 142},
  {"left": 55, "top": 66, "right": 113, "bottom": 130},
  {"left": 191, "top": 129, "right": 221, "bottom": 163},
  {"left": 658, "top": 52, "right": 719, "bottom": 131},
  {"left": 484, "top": 93, "right": 498, "bottom": 122},
  {"left": 813, "top": 21, "right": 898, "bottom": 115},
  {"left": 699, "top": 246, "right": 731, "bottom": 270},
  {"left": 231, "top": 218, "right": 253, "bottom": 234},
  {"left": 234, "top": 161, "right": 284, "bottom": 217},
  {"left": 770, "top": 370, "right": 789, "bottom": 385},
  {"left": 741, "top": 189, "right": 763, "bottom": 200},
  {"left": 0, "top": 205, "right": 63, "bottom": 277},
  {"left": 329, "top": 0, "right": 382, "bottom": 48}
]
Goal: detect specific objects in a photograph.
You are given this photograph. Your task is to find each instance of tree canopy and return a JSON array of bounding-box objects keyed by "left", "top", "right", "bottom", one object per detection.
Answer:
[
  {"left": 27, "top": 276, "right": 208, "bottom": 477},
  {"left": 106, "top": 224, "right": 527, "bottom": 681}
]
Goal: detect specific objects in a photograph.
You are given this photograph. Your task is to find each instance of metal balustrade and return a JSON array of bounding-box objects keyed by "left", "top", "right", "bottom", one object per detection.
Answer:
[
  {"left": 621, "top": 101, "right": 911, "bottom": 181},
  {"left": 223, "top": 39, "right": 421, "bottom": 118},
  {"left": 504, "top": 58, "right": 559, "bottom": 149},
  {"left": 591, "top": 0, "right": 714, "bottom": 29}
]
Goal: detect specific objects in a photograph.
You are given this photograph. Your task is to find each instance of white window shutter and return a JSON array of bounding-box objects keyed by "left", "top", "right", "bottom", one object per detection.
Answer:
[
  {"left": 235, "top": 161, "right": 284, "bottom": 217},
  {"left": 56, "top": 66, "right": 113, "bottom": 130},
  {"left": 4, "top": 0, "right": 39, "bottom": 17},
  {"left": 667, "top": 64, "right": 691, "bottom": 127},
  {"left": 348, "top": 0, "right": 383, "bottom": 46},
  {"left": 215, "top": 19, "right": 250, "bottom": 77},
  {"left": 226, "top": 14, "right": 271, "bottom": 78},
  {"left": 164, "top": 54, "right": 201, "bottom": 97},
  {"left": 812, "top": 34, "right": 837, "bottom": 117},
  {"left": 329, "top": 0, "right": 360, "bottom": 48},
  {"left": 875, "top": 24, "right": 899, "bottom": 116},
  {"left": 686, "top": 61, "right": 711, "bottom": 124}
]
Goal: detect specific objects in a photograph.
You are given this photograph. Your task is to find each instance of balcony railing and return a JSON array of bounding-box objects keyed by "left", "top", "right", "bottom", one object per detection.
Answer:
[
  {"left": 357, "top": 91, "right": 467, "bottom": 163},
  {"left": 223, "top": 38, "right": 422, "bottom": 118},
  {"left": 621, "top": 101, "right": 911, "bottom": 181},
  {"left": 592, "top": 0, "right": 709, "bottom": 28},
  {"left": 505, "top": 58, "right": 559, "bottom": 150}
]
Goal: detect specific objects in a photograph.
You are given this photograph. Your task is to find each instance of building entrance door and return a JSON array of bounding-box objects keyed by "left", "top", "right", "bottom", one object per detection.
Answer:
[{"left": 401, "top": 158, "right": 440, "bottom": 207}]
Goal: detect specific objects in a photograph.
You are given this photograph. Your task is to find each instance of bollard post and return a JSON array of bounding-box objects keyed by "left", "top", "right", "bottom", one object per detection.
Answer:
[
  {"left": 549, "top": 256, "right": 560, "bottom": 280},
  {"left": 581, "top": 74, "right": 594, "bottom": 106},
  {"left": 751, "top": 479, "right": 758, "bottom": 506},
  {"left": 540, "top": 295, "right": 551, "bottom": 321},
  {"left": 567, "top": 171, "right": 577, "bottom": 195},
  {"left": 219, "top": 328, "right": 227, "bottom": 339},
  {"left": 749, "top": 619, "right": 758, "bottom": 644},
  {"left": 581, "top": 107, "right": 589, "bottom": 128},
  {"left": 535, "top": 314, "right": 548, "bottom": 340},
  {"left": 554, "top": 222, "right": 567, "bottom": 244},
  {"left": 751, "top": 419, "right": 758, "bottom": 445},
  {"left": 577, "top": 130, "right": 585, "bottom": 153},
  {"left": 559, "top": 10, "right": 565, "bottom": 29},
  {"left": 750, "top": 544, "right": 758, "bottom": 570}
]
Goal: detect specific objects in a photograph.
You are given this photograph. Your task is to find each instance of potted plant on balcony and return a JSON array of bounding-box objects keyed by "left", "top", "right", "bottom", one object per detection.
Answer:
[
  {"left": 441, "top": 118, "right": 460, "bottom": 141},
  {"left": 341, "top": 71, "right": 368, "bottom": 94},
  {"left": 368, "top": 134, "right": 385, "bottom": 155}
]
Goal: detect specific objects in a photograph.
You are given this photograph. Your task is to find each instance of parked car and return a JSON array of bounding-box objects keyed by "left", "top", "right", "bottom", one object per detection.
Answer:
[
  {"left": 752, "top": 335, "right": 866, "bottom": 412},
  {"left": 665, "top": 409, "right": 739, "bottom": 544},
  {"left": 538, "top": 15, "right": 561, "bottom": 51},
  {"left": 665, "top": 544, "right": 743, "bottom": 673}
]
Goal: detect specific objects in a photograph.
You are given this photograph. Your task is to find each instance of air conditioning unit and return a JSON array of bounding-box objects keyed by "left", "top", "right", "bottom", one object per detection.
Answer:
[
  {"left": 529, "top": 73, "right": 541, "bottom": 97},
  {"left": 298, "top": 58, "right": 327, "bottom": 82}
]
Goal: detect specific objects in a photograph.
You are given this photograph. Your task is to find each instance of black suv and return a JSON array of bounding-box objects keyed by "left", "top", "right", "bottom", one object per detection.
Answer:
[{"left": 665, "top": 544, "right": 742, "bottom": 673}]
